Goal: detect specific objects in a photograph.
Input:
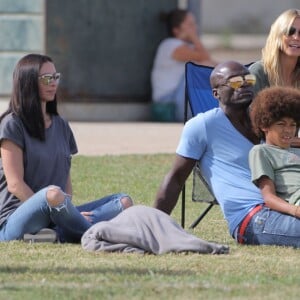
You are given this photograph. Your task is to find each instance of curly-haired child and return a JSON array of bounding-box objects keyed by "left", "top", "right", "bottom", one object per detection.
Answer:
[{"left": 249, "top": 86, "right": 300, "bottom": 212}]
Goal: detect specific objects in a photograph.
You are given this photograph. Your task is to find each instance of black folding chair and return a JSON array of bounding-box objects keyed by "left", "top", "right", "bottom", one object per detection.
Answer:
[{"left": 181, "top": 62, "right": 218, "bottom": 229}]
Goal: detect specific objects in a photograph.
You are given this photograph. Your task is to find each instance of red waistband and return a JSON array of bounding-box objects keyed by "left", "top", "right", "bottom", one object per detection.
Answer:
[{"left": 238, "top": 205, "right": 263, "bottom": 244}]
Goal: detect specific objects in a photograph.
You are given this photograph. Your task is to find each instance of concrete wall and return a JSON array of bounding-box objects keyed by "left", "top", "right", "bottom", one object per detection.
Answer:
[
  {"left": 0, "top": 0, "right": 44, "bottom": 96},
  {"left": 45, "top": 0, "right": 178, "bottom": 121},
  {"left": 1, "top": 0, "right": 299, "bottom": 120},
  {"left": 201, "top": 0, "right": 299, "bottom": 33},
  {"left": 46, "top": 0, "right": 177, "bottom": 104}
]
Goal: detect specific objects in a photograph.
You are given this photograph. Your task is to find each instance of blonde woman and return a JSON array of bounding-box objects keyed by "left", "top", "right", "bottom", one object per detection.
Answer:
[{"left": 249, "top": 9, "right": 300, "bottom": 95}]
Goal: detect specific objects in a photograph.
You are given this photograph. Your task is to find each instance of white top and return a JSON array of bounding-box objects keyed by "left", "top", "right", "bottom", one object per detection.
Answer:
[
  {"left": 249, "top": 144, "right": 300, "bottom": 205},
  {"left": 151, "top": 38, "right": 186, "bottom": 101}
]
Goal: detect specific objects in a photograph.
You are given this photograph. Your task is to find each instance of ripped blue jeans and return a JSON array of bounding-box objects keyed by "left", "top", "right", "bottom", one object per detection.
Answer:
[
  {"left": 0, "top": 186, "right": 129, "bottom": 243},
  {"left": 241, "top": 206, "right": 300, "bottom": 247}
]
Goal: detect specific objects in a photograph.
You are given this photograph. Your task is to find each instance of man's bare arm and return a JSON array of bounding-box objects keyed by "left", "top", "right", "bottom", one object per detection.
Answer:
[{"left": 154, "top": 155, "right": 196, "bottom": 214}]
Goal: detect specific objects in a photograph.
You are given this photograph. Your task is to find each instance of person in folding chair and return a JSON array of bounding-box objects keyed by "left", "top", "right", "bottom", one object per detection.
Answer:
[
  {"left": 151, "top": 8, "right": 217, "bottom": 122},
  {"left": 154, "top": 60, "right": 300, "bottom": 247}
]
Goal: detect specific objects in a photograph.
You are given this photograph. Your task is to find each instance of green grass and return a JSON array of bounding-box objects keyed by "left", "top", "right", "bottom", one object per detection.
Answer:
[{"left": 0, "top": 154, "right": 299, "bottom": 300}]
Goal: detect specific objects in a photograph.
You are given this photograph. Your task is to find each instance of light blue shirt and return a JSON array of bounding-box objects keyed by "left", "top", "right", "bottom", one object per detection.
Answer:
[{"left": 176, "top": 108, "right": 263, "bottom": 235}]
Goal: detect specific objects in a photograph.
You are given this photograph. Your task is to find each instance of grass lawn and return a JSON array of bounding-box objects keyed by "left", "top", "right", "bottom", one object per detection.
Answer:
[{"left": 0, "top": 154, "right": 299, "bottom": 300}]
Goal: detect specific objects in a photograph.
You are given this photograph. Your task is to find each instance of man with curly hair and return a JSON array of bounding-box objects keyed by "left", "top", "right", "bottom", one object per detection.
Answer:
[{"left": 249, "top": 86, "right": 300, "bottom": 208}]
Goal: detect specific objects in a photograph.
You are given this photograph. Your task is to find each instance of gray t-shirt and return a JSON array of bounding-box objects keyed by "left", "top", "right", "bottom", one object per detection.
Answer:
[
  {"left": 249, "top": 144, "right": 300, "bottom": 205},
  {"left": 0, "top": 113, "right": 78, "bottom": 226},
  {"left": 248, "top": 61, "right": 270, "bottom": 96}
]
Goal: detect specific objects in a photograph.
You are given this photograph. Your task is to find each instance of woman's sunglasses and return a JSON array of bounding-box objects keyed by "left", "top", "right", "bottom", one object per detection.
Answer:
[
  {"left": 221, "top": 74, "right": 256, "bottom": 90},
  {"left": 39, "top": 73, "right": 61, "bottom": 85},
  {"left": 287, "top": 26, "right": 300, "bottom": 37}
]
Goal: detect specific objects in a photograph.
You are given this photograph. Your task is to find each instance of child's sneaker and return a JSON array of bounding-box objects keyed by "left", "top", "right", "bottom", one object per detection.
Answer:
[{"left": 23, "top": 228, "right": 58, "bottom": 243}]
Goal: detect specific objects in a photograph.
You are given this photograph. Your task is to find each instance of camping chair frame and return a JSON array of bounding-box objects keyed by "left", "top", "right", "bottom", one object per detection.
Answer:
[{"left": 181, "top": 62, "right": 218, "bottom": 229}]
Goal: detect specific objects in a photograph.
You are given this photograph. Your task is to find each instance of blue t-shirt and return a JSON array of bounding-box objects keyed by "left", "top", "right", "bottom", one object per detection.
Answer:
[{"left": 176, "top": 108, "right": 263, "bottom": 235}]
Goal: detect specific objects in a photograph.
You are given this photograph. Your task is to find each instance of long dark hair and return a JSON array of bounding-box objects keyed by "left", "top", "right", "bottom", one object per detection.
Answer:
[
  {"left": 0, "top": 53, "right": 59, "bottom": 141},
  {"left": 160, "top": 9, "right": 188, "bottom": 37}
]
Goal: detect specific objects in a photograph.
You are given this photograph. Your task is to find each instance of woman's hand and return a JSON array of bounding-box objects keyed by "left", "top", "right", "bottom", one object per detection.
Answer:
[
  {"left": 177, "top": 25, "right": 198, "bottom": 43},
  {"left": 80, "top": 211, "right": 93, "bottom": 223}
]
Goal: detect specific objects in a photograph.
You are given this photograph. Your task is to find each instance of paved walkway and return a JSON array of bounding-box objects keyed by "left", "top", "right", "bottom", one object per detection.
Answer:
[{"left": 70, "top": 122, "right": 183, "bottom": 156}]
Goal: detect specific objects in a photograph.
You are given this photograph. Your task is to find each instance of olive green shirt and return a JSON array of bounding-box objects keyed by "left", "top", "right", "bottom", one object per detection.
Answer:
[
  {"left": 249, "top": 61, "right": 270, "bottom": 96},
  {"left": 249, "top": 144, "right": 300, "bottom": 205}
]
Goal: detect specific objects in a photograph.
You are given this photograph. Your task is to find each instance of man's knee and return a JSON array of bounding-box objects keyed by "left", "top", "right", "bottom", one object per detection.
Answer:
[
  {"left": 46, "top": 186, "right": 65, "bottom": 207},
  {"left": 120, "top": 196, "right": 133, "bottom": 209}
]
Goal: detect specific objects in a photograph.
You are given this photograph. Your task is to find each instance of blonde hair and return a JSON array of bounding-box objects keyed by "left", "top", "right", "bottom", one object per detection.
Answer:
[{"left": 262, "top": 9, "right": 300, "bottom": 87}]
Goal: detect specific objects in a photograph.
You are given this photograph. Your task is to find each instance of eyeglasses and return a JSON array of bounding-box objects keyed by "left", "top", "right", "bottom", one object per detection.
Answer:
[
  {"left": 287, "top": 26, "right": 300, "bottom": 37},
  {"left": 221, "top": 74, "right": 256, "bottom": 90},
  {"left": 38, "top": 73, "right": 61, "bottom": 85}
]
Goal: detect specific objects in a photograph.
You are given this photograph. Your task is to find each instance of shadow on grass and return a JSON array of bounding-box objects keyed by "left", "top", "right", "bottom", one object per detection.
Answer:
[{"left": 0, "top": 265, "right": 196, "bottom": 277}]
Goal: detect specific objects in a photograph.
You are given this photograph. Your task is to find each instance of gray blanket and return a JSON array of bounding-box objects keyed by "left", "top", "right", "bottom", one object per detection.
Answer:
[{"left": 81, "top": 205, "right": 229, "bottom": 255}]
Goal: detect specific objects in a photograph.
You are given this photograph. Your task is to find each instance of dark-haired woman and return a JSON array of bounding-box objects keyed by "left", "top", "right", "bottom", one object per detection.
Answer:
[
  {"left": 151, "top": 9, "right": 217, "bottom": 121},
  {"left": 0, "top": 54, "right": 133, "bottom": 243}
]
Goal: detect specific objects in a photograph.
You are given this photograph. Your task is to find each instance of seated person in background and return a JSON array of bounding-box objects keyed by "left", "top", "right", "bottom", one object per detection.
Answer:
[
  {"left": 153, "top": 60, "right": 300, "bottom": 247},
  {"left": 249, "top": 86, "right": 300, "bottom": 210},
  {"left": 151, "top": 8, "right": 217, "bottom": 122},
  {"left": 249, "top": 9, "right": 300, "bottom": 96}
]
